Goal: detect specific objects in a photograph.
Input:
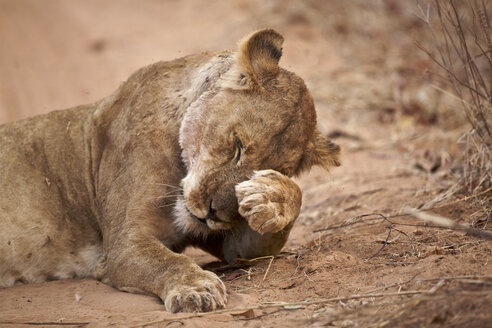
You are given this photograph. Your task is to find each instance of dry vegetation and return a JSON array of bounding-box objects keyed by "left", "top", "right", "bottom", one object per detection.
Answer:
[
  {"left": 416, "top": 0, "right": 492, "bottom": 194},
  {"left": 0, "top": 1, "right": 490, "bottom": 327}
]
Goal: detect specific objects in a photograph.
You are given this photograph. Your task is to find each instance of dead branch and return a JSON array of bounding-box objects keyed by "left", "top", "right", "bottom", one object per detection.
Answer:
[
  {"left": 415, "top": 41, "right": 488, "bottom": 100},
  {"left": 368, "top": 226, "right": 392, "bottom": 260},
  {"left": 366, "top": 274, "right": 420, "bottom": 294},
  {"left": 314, "top": 212, "right": 448, "bottom": 234},
  {"left": 313, "top": 213, "right": 385, "bottom": 232},
  {"left": 404, "top": 207, "right": 492, "bottom": 240}
]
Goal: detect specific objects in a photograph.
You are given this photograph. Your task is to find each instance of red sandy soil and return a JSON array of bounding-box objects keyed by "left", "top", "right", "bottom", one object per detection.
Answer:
[{"left": 0, "top": 1, "right": 491, "bottom": 327}]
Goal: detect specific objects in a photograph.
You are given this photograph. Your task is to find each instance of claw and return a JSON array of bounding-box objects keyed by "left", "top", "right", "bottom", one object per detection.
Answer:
[{"left": 163, "top": 270, "right": 227, "bottom": 313}]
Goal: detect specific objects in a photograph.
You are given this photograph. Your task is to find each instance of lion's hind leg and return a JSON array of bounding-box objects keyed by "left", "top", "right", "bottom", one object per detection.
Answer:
[{"left": 0, "top": 168, "right": 101, "bottom": 286}]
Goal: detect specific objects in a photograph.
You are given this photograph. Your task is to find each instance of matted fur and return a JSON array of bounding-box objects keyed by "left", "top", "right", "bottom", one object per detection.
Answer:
[{"left": 0, "top": 29, "right": 340, "bottom": 313}]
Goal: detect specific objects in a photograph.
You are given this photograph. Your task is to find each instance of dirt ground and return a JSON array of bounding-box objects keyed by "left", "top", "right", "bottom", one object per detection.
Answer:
[{"left": 0, "top": 1, "right": 491, "bottom": 327}]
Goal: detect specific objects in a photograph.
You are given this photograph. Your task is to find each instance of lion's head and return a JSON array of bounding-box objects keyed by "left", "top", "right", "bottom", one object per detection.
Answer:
[{"left": 176, "top": 29, "right": 340, "bottom": 235}]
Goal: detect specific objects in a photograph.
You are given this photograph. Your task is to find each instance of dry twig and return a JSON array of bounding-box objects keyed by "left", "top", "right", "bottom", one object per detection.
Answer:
[
  {"left": 404, "top": 207, "right": 492, "bottom": 240},
  {"left": 313, "top": 213, "right": 383, "bottom": 232},
  {"left": 368, "top": 227, "right": 392, "bottom": 260}
]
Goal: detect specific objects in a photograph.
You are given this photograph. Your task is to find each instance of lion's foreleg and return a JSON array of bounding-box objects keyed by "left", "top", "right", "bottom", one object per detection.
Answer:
[{"left": 96, "top": 197, "right": 227, "bottom": 313}]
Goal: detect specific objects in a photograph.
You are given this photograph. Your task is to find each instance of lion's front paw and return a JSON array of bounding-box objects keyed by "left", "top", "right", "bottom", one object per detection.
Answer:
[
  {"left": 235, "top": 169, "right": 302, "bottom": 234},
  {"left": 163, "top": 267, "right": 227, "bottom": 313}
]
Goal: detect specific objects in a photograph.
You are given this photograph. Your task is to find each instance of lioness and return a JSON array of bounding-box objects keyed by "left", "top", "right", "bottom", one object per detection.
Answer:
[{"left": 0, "top": 29, "right": 340, "bottom": 312}]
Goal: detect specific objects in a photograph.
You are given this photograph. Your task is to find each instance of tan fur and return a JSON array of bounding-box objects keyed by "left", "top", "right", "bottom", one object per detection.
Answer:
[{"left": 0, "top": 29, "right": 340, "bottom": 312}]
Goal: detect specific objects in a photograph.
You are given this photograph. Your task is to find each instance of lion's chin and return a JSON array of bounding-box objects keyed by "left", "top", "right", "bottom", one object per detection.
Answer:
[{"left": 204, "top": 219, "right": 234, "bottom": 231}]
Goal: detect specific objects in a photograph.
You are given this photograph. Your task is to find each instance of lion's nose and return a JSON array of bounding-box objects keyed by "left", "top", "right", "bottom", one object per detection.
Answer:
[{"left": 182, "top": 175, "right": 209, "bottom": 218}]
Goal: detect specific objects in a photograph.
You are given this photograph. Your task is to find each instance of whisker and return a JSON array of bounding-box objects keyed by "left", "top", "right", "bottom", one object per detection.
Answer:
[
  {"left": 144, "top": 182, "right": 182, "bottom": 189},
  {"left": 156, "top": 194, "right": 183, "bottom": 199},
  {"left": 158, "top": 203, "right": 179, "bottom": 209}
]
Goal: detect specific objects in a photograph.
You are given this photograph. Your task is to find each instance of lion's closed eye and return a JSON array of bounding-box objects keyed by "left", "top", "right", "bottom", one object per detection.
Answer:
[{"left": 233, "top": 136, "right": 244, "bottom": 166}]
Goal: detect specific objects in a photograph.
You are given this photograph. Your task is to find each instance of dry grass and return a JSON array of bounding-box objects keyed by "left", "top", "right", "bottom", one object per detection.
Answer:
[{"left": 417, "top": 0, "right": 492, "bottom": 194}]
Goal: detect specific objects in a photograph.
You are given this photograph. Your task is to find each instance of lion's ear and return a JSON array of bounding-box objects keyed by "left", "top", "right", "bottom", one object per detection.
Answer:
[
  {"left": 297, "top": 130, "right": 341, "bottom": 174},
  {"left": 235, "top": 29, "right": 284, "bottom": 87}
]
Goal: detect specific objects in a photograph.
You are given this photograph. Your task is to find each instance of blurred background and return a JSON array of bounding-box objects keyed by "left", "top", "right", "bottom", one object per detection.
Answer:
[
  {"left": 4, "top": 0, "right": 489, "bottom": 191},
  {"left": 0, "top": 0, "right": 431, "bottom": 126}
]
